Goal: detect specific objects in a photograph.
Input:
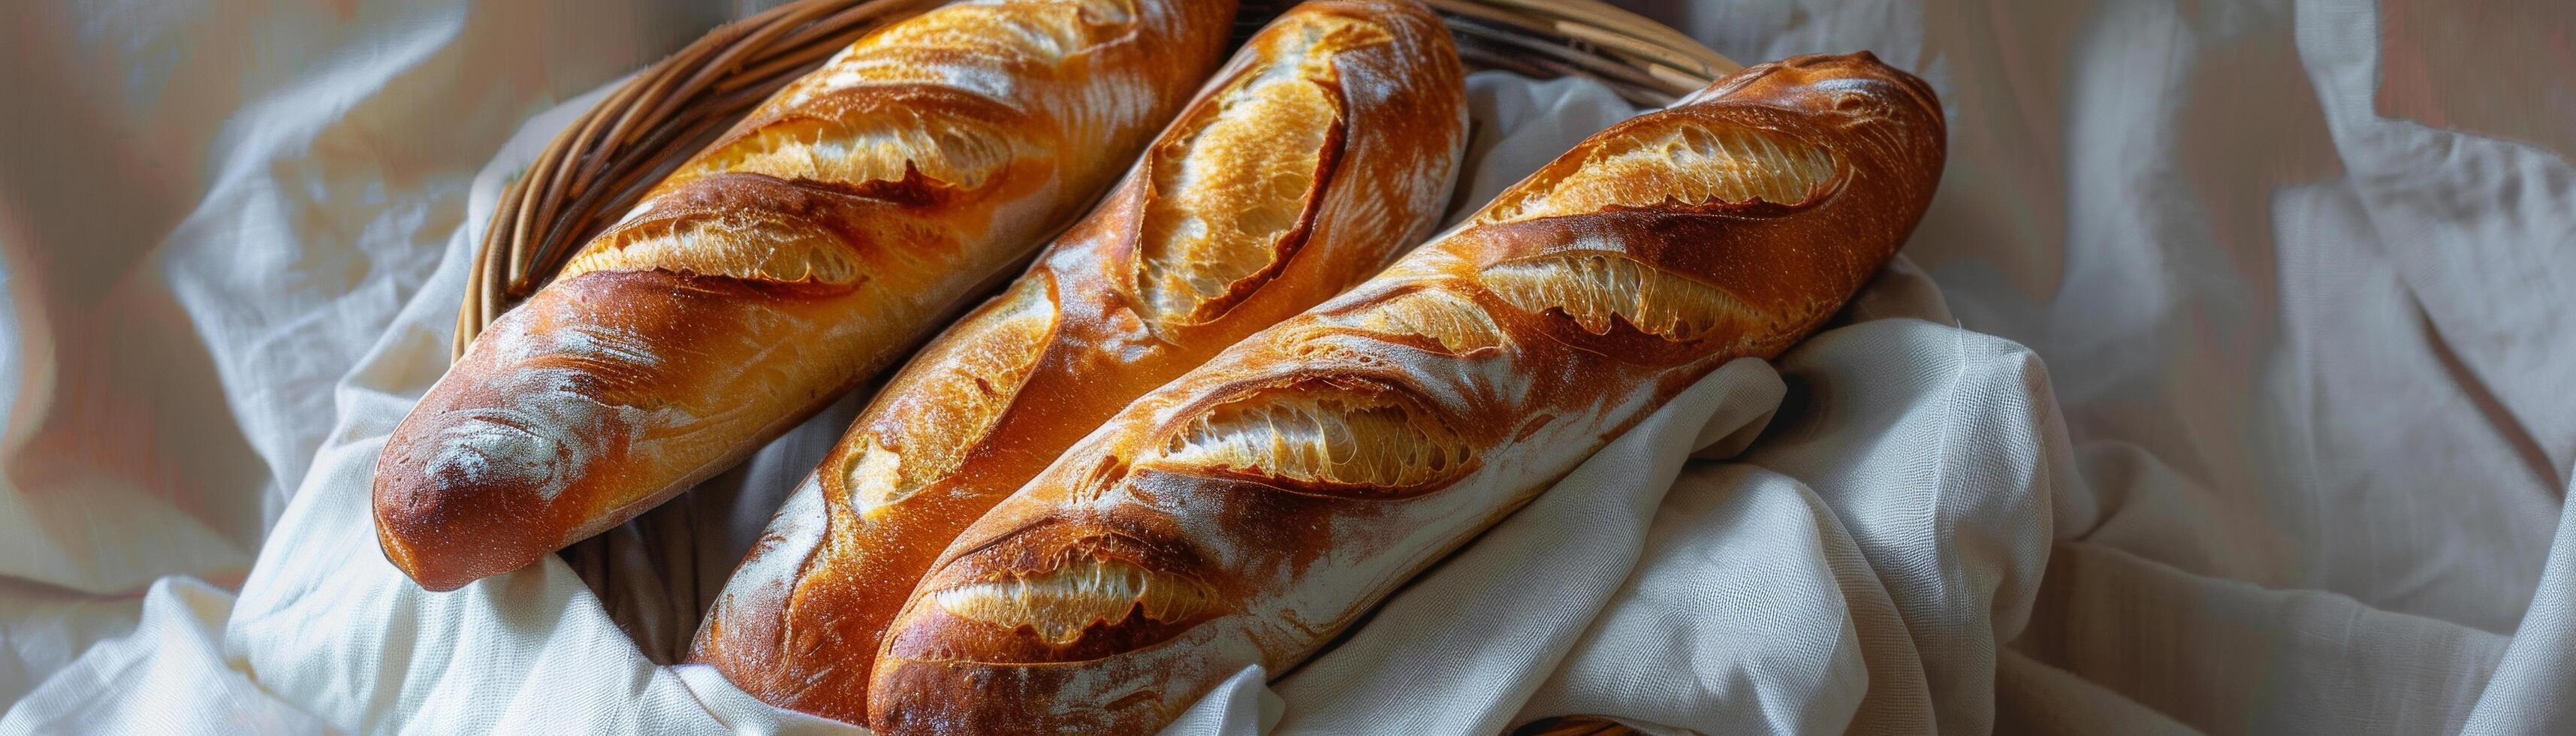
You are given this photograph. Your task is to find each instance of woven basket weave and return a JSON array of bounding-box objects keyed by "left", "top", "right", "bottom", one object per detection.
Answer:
[
  {"left": 454, "top": 0, "right": 1739, "bottom": 357},
  {"left": 468, "top": 4, "right": 1734, "bottom": 733}
]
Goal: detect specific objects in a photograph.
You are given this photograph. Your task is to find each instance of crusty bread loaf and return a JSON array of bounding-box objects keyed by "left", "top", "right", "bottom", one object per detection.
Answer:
[
  {"left": 687, "top": 1, "right": 1467, "bottom": 723},
  {"left": 373, "top": 0, "right": 1238, "bottom": 592},
  {"left": 864, "top": 52, "right": 1948, "bottom": 734}
]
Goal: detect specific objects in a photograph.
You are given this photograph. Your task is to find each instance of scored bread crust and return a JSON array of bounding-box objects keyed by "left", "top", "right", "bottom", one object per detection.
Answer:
[
  {"left": 864, "top": 52, "right": 1950, "bottom": 734},
  {"left": 686, "top": 1, "right": 1468, "bottom": 724},
  {"left": 372, "top": 0, "right": 1239, "bottom": 592}
]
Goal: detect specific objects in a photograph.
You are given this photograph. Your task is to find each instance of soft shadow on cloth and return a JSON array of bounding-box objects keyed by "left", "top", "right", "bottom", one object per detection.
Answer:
[{"left": 5, "top": 0, "right": 2576, "bottom": 734}]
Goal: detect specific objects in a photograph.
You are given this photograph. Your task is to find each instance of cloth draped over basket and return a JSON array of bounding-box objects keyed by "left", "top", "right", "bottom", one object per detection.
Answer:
[
  {"left": 6, "top": 0, "right": 2576, "bottom": 734},
  {"left": 450, "top": 0, "right": 1742, "bottom": 357}
]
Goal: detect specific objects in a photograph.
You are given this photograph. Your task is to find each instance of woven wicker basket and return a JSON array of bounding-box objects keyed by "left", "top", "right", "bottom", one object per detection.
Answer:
[
  {"left": 468, "top": 4, "right": 1735, "bottom": 732},
  {"left": 453, "top": 0, "right": 1739, "bottom": 357}
]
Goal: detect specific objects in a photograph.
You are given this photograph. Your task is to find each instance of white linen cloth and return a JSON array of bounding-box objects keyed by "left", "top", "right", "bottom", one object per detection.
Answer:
[{"left": 4, "top": 0, "right": 2573, "bottom": 733}]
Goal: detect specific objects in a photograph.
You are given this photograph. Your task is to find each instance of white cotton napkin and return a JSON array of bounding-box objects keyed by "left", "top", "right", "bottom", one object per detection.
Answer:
[{"left": 4, "top": 66, "right": 2071, "bottom": 736}]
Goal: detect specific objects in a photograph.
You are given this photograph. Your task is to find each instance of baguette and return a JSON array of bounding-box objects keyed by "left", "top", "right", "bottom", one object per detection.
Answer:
[
  {"left": 865, "top": 52, "right": 1948, "bottom": 734},
  {"left": 373, "top": 0, "right": 1238, "bottom": 591},
  {"left": 688, "top": 1, "right": 1467, "bottom": 723}
]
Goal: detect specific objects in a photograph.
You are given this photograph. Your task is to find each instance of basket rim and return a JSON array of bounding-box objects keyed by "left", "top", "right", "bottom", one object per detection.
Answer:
[{"left": 455, "top": 0, "right": 1741, "bottom": 359}]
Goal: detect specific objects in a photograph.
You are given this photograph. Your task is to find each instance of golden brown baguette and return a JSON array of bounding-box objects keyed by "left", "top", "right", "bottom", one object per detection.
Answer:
[
  {"left": 372, "top": 0, "right": 1238, "bottom": 592},
  {"left": 864, "top": 52, "right": 1947, "bottom": 734},
  {"left": 686, "top": 1, "right": 1467, "bottom": 723}
]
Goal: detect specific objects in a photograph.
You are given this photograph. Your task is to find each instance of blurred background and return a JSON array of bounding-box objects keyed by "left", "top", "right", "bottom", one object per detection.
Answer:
[{"left": 2, "top": 0, "right": 2572, "bottom": 731}]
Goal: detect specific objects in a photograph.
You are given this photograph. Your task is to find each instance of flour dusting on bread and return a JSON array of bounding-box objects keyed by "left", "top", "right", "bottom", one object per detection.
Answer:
[
  {"left": 1154, "top": 382, "right": 1474, "bottom": 493},
  {"left": 425, "top": 369, "right": 644, "bottom": 502},
  {"left": 1479, "top": 122, "right": 1835, "bottom": 224},
  {"left": 928, "top": 557, "right": 1214, "bottom": 644},
  {"left": 867, "top": 50, "right": 1948, "bottom": 735},
  {"left": 379, "top": 0, "right": 1237, "bottom": 596}
]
